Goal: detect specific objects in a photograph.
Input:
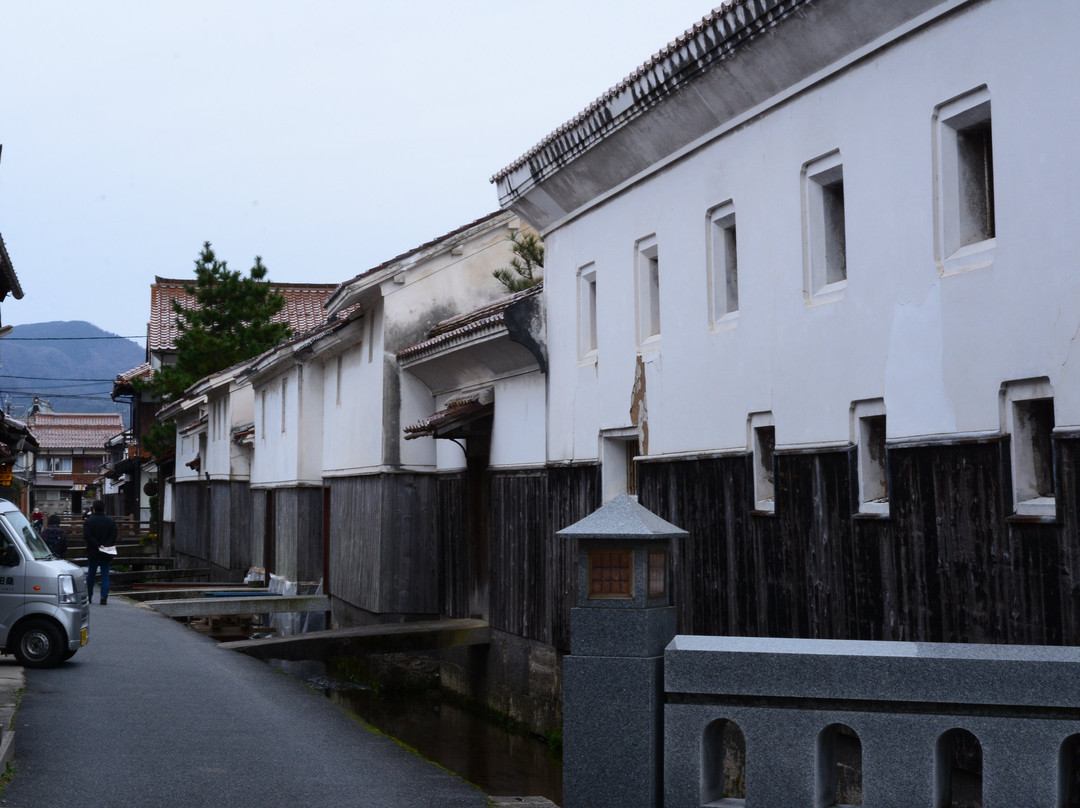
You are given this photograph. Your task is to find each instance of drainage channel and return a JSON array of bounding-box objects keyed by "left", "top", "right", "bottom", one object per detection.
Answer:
[{"left": 267, "top": 658, "right": 563, "bottom": 805}]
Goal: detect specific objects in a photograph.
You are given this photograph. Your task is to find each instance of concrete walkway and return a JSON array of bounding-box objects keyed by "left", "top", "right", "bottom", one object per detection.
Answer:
[{"left": 0, "top": 597, "right": 491, "bottom": 808}]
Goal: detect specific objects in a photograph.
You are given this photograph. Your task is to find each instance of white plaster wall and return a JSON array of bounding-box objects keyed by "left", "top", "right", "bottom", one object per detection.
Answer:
[
  {"left": 319, "top": 219, "right": 524, "bottom": 476},
  {"left": 204, "top": 395, "right": 231, "bottom": 478},
  {"left": 490, "top": 371, "right": 546, "bottom": 469},
  {"left": 398, "top": 369, "right": 436, "bottom": 469},
  {"left": 321, "top": 312, "right": 386, "bottom": 475},
  {"left": 252, "top": 363, "right": 323, "bottom": 486},
  {"left": 544, "top": 0, "right": 1080, "bottom": 462}
]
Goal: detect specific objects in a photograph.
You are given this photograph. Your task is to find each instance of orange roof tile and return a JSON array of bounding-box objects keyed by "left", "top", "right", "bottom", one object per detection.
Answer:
[
  {"left": 28, "top": 413, "right": 125, "bottom": 451},
  {"left": 147, "top": 277, "right": 337, "bottom": 353}
]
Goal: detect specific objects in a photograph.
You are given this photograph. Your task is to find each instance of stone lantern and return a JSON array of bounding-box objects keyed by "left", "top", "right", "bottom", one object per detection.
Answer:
[{"left": 557, "top": 493, "right": 687, "bottom": 808}]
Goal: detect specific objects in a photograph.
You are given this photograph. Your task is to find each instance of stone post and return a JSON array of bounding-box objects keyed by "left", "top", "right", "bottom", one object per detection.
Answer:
[{"left": 557, "top": 493, "right": 687, "bottom": 808}]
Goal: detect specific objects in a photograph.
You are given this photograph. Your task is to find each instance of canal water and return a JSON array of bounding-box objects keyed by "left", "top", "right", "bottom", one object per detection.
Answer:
[{"left": 267, "top": 658, "right": 563, "bottom": 805}]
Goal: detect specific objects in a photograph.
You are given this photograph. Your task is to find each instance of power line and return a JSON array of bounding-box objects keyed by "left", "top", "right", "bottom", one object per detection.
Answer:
[
  {"left": 0, "top": 374, "right": 116, "bottom": 383},
  {"left": 1, "top": 335, "right": 146, "bottom": 341}
]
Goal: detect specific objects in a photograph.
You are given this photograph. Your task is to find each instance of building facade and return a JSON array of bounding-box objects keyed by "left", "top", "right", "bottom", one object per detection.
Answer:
[{"left": 493, "top": 0, "right": 1080, "bottom": 646}]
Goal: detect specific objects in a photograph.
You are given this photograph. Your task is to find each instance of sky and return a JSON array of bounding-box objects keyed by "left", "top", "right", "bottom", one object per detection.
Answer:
[{"left": 0, "top": 0, "right": 717, "bottom": 344}]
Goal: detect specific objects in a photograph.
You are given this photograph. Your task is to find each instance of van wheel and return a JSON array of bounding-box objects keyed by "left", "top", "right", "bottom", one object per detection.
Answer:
[{"left": 13, "top": 619, "right": 65, "bottom": 668}]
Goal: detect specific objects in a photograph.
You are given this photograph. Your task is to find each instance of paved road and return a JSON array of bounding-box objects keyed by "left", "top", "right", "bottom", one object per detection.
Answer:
[{"left": 1, "top": 598, "right": 488, "bottom": 808}]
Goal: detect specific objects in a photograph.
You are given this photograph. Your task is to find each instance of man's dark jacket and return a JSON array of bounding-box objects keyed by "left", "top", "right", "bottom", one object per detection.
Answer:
[{"left": 83, "top": 513, "right": 117, "bottom": 562}]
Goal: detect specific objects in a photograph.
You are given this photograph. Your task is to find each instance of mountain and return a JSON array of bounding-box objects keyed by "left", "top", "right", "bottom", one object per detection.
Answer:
[{"left": 0, "top": 321, "right": 145, "bottom": 424}]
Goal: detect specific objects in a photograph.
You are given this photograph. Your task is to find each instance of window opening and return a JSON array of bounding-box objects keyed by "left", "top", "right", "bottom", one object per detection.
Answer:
[
  {"left": 578, "top": 264, "right": 598, "bottom": 358},
  {"left": 587, "top": 549, "right": 633, "bottom": 599},
  {"left": 817, "top": 723, "right": 863, "bottom": 807},
  {"left": 636, "top": 237, "right": 660, "bottom": 345},
  {"left": 647, "top": 549, "right": 667, "bottom": 598},
  {"left": 803, "top": 151, "right": 847, "bottom": 302},
  {"left": 749, "top": 413, "right": 775, "bottom": 512},
  {"left": 708, "top": 202, "right": 739, "bottom": 325},
  {"left": 852, "top": 399, "right": 888, "bottom": 515},
  {"left": 1002, "top": 378, "right": 1055, "bottom": 517},
  {"left": 936, "top": 728, "right": 982, "bottom": 808},
  {"left": 1059, "top": 734, "right": 1080, "bottom": 807},
  {"left": 702, "top": 718, "right": 746, "bottom": 806},
  {"left": 934, "top": 87, "right": 995, "bottom": 274},
  {"left": 600, "top": 429, "right": 641, "bottom": 502}
]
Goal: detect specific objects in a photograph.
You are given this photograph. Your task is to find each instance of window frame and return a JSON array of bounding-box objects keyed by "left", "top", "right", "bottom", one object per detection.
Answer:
[
  {"left": 1001, "top": 378, "right": 1056, "bottom": 517},
  {"left": 634, "top": 235, "right": 661, "bottom": 347},
  {"left": 934, "top": 86, "right": 996, "bottom": 275},
  {"left": 748, "top": 411, "right": 776, "bottom": 513},
  {"left": 578, "top": 263, "right": 598, "bottom": 360},
  {"left": 707, "top": 201, "right": 739, "bottom": 329},
  {"left": 802, "top": 150, "right": 848, "bottom": 305},
  {"left": 851, "top": 399, "right": 889, "bottom": 516}
]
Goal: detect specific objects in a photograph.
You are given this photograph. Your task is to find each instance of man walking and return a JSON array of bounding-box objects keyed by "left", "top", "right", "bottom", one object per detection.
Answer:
[{"left": 84, "top": 500, "right": 117, "bottom": 605}]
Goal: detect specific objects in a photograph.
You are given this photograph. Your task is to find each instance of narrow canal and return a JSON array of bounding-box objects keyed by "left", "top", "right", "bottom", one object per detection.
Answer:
[{"left": 267, "top": 658, "right": 563, "bottom": 805}]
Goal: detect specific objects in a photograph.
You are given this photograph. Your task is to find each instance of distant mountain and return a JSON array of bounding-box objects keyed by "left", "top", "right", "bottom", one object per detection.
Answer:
[{"left": 0, "top": 322, "right": 145, "bottom": 424}]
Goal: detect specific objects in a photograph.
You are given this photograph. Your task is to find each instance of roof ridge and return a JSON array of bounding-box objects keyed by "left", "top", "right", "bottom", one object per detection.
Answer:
[{"left": 490, "top": 0, "right": 784, "bottom": 184}]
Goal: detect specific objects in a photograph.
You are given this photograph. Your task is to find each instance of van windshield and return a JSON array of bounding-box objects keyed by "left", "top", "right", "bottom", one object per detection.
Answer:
[{"left": 3, "top": 509, "right": 54, "bottom": 560}]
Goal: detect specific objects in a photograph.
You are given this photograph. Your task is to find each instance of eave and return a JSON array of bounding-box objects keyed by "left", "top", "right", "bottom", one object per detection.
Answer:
[{"left": 492, "top": 0, "right": 953, "bottom": 231}]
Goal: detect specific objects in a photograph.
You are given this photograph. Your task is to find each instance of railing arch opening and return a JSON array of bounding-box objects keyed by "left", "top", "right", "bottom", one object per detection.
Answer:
[
  {"left": 1059, "top": 733, "right": 1080, "bottom": 807},
  {"left": 701, "top": 717, "right": 746, "bottom": 806},
  {"left": 816, "top": 722, "right": 863, "bottom": 806},
  {"left": 936, "top": 727, "right": 983, "bottom": 808}
]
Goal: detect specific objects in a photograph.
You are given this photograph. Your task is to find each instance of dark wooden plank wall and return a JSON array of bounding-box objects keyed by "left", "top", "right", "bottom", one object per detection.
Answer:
[
  {"left": 637, "top": 435, "right": 1080, "bottom": 647},
  {"left": 437, "top": 473, "right": 468, "bottom": 619},
  {"left": 478, "top": 465, "right": 600, "bottom": 649},
  {"left": 174, "top": 480, "right": 253, "bottom": 579},
  {"left": 330, "top": 474, "right": 438, "bottom": 615},
  {"left": 272, "top": 487, "right": 324, "bottom": 583},
  {"left": 377, "top": 473, "right": 438, "bottom": 614},
  {"left": 171, "top": 481, "right": 207, "bottom": 564},
  {"left": 228, "top": 482, "right": 254, "bottom": 576}
]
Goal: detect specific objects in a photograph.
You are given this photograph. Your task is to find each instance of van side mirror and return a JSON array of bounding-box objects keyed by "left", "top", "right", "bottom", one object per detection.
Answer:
[{"left": 0, "top": 546, "right": 19, "bottom": 568}]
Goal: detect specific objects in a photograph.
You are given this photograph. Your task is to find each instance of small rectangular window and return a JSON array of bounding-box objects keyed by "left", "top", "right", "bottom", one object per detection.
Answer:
[
  {"left": 708, "top": 202, "right": 738, "bottom": 326},
  {"left": 280, "top": 378, "right": 288, "bottom": 434},
  {"left": 335, "top": 355, "right": 343, "bottom": 407},
  {"left": 647, "top": 550, "right": 667, "bottom": 598},
  {"left": 600, "top": 429, "right": 641, "bottom": 503},
  {"left": 852, "top": 399, "right": 888, "bottom": 515},
  {"left": 935, "top": 87, "right": 995, "bottom": 274},
  {"left": 578, "top": 263, "right": 598, "bottom": 359},
  {"left": 749, "top": 412, "right": 775, "bottom": 512},
  {"left": 1002, "top": 378, "right": 1055, "bottom": 517},
  {"left": 635, "top": 236, "right": 660, "bottom": 345},
  {"left": 803, "top": 151, "right": 847, "bottom": 303},
  {"left": 588, "top": 549, "right": 633, "bottom": 599}
]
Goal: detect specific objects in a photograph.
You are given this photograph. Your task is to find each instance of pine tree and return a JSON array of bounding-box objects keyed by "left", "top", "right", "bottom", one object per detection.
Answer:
[
  {"left": 493, "top": 231, "right": 544, "bottom": 293},
  {"left": 138, "top": 242, "right": 292, "bottom": 455}
]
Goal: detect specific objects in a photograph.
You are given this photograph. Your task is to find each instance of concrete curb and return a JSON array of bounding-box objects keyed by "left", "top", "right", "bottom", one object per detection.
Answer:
[{"left": 0, "top": 665, "right": 24, "bottom": 771}]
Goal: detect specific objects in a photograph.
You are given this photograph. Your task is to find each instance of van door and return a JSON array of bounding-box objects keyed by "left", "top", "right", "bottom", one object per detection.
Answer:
[{"left": 0, "top": 527, "right": 25, "bottom": 644}]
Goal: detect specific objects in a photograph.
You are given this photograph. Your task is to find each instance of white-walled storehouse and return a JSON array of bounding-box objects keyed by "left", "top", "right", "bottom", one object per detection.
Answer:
[
  {"left": 494, "top": 0, "right": 1080, "bottom": 646},
  {"left": 159, "top": 362, "right": 255, "bottom": 575},
  {"left": 236, "top": 211, "right": 525, "bottom": 619},
  {"left": 156, "top": 281, "right": 339, "bottom": 577}
]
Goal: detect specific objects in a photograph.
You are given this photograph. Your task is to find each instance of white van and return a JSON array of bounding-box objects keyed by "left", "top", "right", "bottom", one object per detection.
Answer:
[{"left": 0, "top": 499, "right": 89, "bottom": 667}]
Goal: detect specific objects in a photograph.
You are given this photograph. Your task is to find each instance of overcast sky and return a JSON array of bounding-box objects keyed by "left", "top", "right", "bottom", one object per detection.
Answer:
[{"left": 1, "top": 0, "right": 715, "bottom": 344}]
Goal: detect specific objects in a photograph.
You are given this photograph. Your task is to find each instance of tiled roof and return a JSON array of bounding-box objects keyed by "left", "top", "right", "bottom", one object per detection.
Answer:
[
  {"left": 403, "top": 395, "right": 493, "bottom": 440},
  {"left": 115, "top": 363, "right": 152, "bottom": 384},
  {"left": 0, "top": 233, "right": 24, "bottom": 302},
  {"left": 397, "top": 283, "right": 542, "bottom": 362},
  {"left": 491, "top": 0, "right": 773, "bottom": 183},
  {"left": 28, "top": 413, "right": 125, "bottom": 450},
  {"left": 147, "top": 277, "right": 338, "bottom": 353}
]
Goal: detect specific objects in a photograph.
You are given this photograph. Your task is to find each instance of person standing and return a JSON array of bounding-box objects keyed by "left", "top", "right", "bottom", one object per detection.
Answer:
[
  {"left": 41, "top": 514, "right": 67, "bottom": 559},
  {"left": 84, "top": 500, "right": 117, "bottom": 605}
]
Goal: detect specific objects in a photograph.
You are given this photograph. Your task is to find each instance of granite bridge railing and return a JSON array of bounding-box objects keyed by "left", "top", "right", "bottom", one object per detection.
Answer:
[{"left": 558, "top": 495, "right": 1080, "bottom": 808}]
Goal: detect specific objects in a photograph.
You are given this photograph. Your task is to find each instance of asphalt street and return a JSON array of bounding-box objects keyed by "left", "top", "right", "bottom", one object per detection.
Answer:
[{"left": 0, "top": 597, "right": 488, "bottom": 808}]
